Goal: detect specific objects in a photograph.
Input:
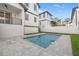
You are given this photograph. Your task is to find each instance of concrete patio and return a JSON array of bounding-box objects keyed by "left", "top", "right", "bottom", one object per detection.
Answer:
[{"left": 0, "top": 35, "right": 72, "bottom": 56}]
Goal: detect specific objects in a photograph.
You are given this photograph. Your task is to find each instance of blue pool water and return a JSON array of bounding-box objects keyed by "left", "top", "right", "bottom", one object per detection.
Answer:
[{"left": 24, "top": 34, "right": 61, "bottom": 48}]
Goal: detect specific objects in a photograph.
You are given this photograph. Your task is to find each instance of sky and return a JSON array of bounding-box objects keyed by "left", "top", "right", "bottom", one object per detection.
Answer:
[{"left": 39, "top": 3, "right": 78, "bottom": 21}]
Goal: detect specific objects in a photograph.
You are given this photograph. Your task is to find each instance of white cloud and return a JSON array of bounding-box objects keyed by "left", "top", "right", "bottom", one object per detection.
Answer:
[
  {"left": 39, "top": 9, "right": 47, "bottom": 13},
  {"left": 61, "top": 6, "right": 64, "bottom": 8},
  {"left": 52, "top": 4, "right": 64, "bottom": 8},
  {"left": 39, "top": 9, "right": 44, "bottom": 13},
  {"left": 52, "top": 4, "right": 61, "bottom": 7}
]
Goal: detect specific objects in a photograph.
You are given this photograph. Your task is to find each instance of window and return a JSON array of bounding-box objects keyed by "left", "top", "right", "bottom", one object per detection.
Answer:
[
  {"left": 5, "top": 12, "right": 11, "bottom": 24},
  {"left": 34, "top": 4, "right": 37, "bottom": 11},
  {"left": 43, "top": 13, "right": 45, "bottom": 18},
  {"left": 0, "top": 9, "right": 22, "bottom": 25},
  {"left": 25, "top": 3, "right": 29, "bottom": 7},
  {"left": 40, "top": 22, "right": 41, "bottom": 25},
  {"left": 0, "top": 10, "right": 11, "bottom": 24},
  {"left": 0, "top": 11, "right": 4, "bottom": 17},
  {"left": 0, "top": 11, "right": 4, "bottom": 23},
  {"left": 34, "top": 17, "right": 37, "bottom": 22},
  {"left": 47, "top": 13, "right": 49, "bottom": 18},
  {"left": 39, "top": 15, "right": 41, "bottom": 19},
  {"left": 25, "top": 13, "right": 29, "bottom": 20}
]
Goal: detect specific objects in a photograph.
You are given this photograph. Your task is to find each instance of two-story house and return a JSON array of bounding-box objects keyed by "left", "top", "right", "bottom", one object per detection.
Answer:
[
  {"left": 71, "top": 7, "right": 79, "bottom": 27},
  {"left": 71, "top": 6, "right": 79, "bottom": 33},
  {"left": 24, "top": 3, "right": 40, "bottom": 34},
  {"left": 39, "top": 11, "right": 56, "bottom": 32}
]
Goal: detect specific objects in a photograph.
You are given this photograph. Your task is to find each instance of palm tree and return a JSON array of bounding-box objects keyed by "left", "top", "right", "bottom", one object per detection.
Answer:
[
  {"left": 54, "top": 17, "right": 60, "bottom": 22},
  {"left": 65, "top": 18, "right": 71, "bottom": 24}
]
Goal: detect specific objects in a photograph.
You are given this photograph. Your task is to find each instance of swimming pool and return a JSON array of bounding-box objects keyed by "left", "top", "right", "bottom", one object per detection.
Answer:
[{"left": 24, "top": 34, "right": 61, "bottom": 48}]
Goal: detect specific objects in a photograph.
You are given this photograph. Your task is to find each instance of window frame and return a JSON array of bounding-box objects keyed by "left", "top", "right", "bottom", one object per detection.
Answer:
[
  {"left": 25, "top": 13, "right": 29, "bottom": 21},
  {"left": 34, "top": 17, "right": 37, "bottom": 23},
  {"left": 43, "top": 13, "right": 45, "bottom": 18},
  {"left": 0, "top": 9, "right": 22, "bottom": 25},
  {"left": 0, "top": 10, "right": 12, "bottom": 24},
  {"left": 25, "top": 3, "right": 29, "bottom": 7},
  {"left": 34, "top": 4, "right": 37, "bottom": 11}
]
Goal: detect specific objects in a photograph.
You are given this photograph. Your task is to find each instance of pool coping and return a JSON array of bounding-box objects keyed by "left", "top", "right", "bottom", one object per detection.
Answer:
[{"left": 24, "top": 33, "right": 46, "bottom": 39}]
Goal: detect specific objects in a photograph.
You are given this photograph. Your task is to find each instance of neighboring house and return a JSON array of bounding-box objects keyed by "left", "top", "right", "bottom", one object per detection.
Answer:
[
  {"left": 39, "top": 11, "right": 56, "bottom": 31},
  {"left": 39, "top": 19, "right": 51, "bottom": 32},
  {"left": 71, "top": 7, "right": 79, "bottom": 27},
  {"left": 24, "top": 3, "right": 40, "bottom": 34},
  {"left": 71, "top": 6, "right": 79, "bottom": 33},
  {"left": 0, "top": 3, "right": 25, "bottom": 39}
]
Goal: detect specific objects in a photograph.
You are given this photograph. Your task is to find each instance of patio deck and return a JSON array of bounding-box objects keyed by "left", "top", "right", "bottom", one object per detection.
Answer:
[{"left": 0, "top": 35, "right": 72, "bottom": 56}]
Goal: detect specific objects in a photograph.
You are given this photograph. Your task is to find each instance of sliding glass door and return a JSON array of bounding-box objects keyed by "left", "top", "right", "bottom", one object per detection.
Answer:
[
  {"left": 5, "top": 12, "right": 12, "bottom": 24},
  {"left": 0, "top": 10, "right": 12, "bottom": 24},
  {"left": 0, "top": 10, "right": 5, "bottom": 23}
]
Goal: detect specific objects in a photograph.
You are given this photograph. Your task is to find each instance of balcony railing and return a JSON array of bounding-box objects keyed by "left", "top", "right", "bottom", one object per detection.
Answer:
[{"left": 0, "top": 17, "right": 22, "bottom": 25}]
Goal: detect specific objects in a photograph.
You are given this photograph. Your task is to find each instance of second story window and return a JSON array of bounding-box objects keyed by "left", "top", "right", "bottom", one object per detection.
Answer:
[
  {"left": 43, "top": 13, "right": 45, "bottom": 18},
  {"left": 25, "top": 3, "right": 29, "bottom": 7},
  {"left": 34, "top": 17, "right": 37, "bottom": 22},
  {"left": 39, "top": 15, "right": 41, "bottom": 19},
  {"left": 34, "top": 4, "right": 37, "bottom": 11},
  {"left": 25, "top": 13, "right": 29, "bottom": 20}
]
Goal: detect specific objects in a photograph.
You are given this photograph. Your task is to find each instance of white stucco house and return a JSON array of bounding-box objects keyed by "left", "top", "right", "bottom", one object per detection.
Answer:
[
  {"left": 39, "top": 11, "right": 57, "bottom": 32},
  {"left": 24, "top": 3, "right": 40, "bottom": 34},
  {"left": 0, "top": 3, "right": 25, "bottom": 39},
  {"left": 70, "top": 6, "right": 79, "bottom": 33},
  {"left": 71, "top": 7, "right": 79, "bottom": 28}
]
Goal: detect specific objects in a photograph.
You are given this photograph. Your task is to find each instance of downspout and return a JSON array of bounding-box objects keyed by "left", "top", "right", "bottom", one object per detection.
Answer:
[
  {"left": 38, "top": 21, "right": 41, "bottom": 32},
  {"left": 76, "top": 10, "right": 77, "bottom": 26},
  {"left": 19, "top": 3, "right": 28, "bottom": 35}
]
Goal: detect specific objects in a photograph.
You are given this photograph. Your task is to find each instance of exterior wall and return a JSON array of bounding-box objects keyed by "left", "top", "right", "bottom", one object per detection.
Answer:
[
  {"left": 40, "top": 20, "right": 48, "bottom": 32},
  {"left": 0, "top": 24, "right": 23, "bottom": 39},
  {"left": 24, "top": 3, "right": 39, "bottom": 34},
  {"left": 24, "top": 12, "right": 39, "bottom": 26},
  {"left": 71, "top": 7, "right": 79, "bottom": 33},
  {"left": 76, "top": 8, "right": 79, "bottom": 33},
  {"left": 76, "top": 8, "right": 79, "bottom": 28},
  {"left": 40, "top": 20, "right": 51, "bottom": 29},
  {"left": 0, "top": 3, "right": 25, "bottom": 39},
  {"left": 71, "top": 10, "right": 77, "bottom": 27},
  {"left": 27, "top": 3, "right": 39, "bottom": 15},
  {"left": 71, "top": 8, "right": 79, "bottom": 27},
  {"left": 24, "top": 27, "right": 38, "bottom": 34}
]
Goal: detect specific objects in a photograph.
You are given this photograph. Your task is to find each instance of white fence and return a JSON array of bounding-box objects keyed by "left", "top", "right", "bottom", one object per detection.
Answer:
[{"left": 41, "top": 26, "right": 79, "bottom": 34}]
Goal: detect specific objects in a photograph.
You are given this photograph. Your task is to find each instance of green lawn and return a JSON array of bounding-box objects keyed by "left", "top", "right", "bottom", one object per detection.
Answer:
[
  {"left": 46, "top": 32, "right": 79, "bottom": 56},
  {"left": 70, "top": 34, "right": 79, "bottom": 56}
]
